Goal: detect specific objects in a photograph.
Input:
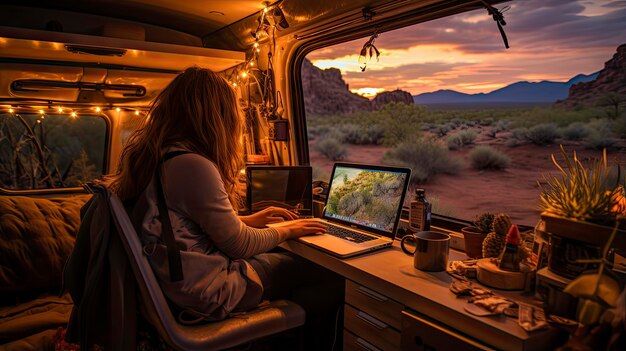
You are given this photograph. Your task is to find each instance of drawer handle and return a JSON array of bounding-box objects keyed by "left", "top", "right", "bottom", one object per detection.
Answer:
[
  {"left": 355, "top": 337, "right": 382, "bottom": 351},
  {"left": 356, "top": 286, "right": 388, "bottom": 302},
  {"left": 356, "top": 311, "right": 388, "bottom": 330}
]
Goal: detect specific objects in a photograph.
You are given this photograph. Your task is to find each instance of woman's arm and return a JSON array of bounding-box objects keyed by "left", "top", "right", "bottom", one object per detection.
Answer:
[
  {"left": 163, "top": 154, "right": 286, "bottom": 259},
  {"left": 239, "top": 206, "right": 298, "bottom": 228}
]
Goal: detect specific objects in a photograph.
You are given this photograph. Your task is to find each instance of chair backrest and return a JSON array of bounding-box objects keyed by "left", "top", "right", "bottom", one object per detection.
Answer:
[{"left": 108, "top": 192, "right": 183, "bottom": 346}]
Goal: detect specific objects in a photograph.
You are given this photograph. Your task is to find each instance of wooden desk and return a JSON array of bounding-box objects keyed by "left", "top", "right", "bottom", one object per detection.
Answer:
[{"left": 280, "top": 239, "right": 565, "bottom": 351}]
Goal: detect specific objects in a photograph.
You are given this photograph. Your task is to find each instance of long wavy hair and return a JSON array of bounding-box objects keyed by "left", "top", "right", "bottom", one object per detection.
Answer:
[{"left": 109, "top": 67, "right": 244, "bottom": 207}]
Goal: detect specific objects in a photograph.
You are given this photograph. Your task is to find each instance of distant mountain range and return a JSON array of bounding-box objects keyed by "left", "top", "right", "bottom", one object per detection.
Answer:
[{"left": 412, "top": 72, "right": 599, "bottom": 105}]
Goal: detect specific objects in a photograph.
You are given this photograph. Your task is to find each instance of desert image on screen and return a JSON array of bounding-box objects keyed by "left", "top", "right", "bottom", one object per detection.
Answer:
[{"left": 326, "top": 167, "right": 406, "bottom": 232}]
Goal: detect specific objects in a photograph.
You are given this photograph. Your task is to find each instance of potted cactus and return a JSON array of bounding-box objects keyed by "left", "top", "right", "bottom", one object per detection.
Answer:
[
  {"left": 461, "top": 212, "right": 494, "bottom": 258},
  {"left": 482, "top": 213, "right": 512, "bottom": 258},
  {"left": 538, "top": 146, "right": 626, "bottom": 278}
]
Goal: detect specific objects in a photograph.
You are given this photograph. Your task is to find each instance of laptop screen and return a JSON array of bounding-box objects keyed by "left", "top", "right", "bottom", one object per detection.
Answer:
[
  {"left": 246, "top": 166, "right": 312, "bottom": 216},
  {"left": 323, "top": 164, "right": 410, "bottom": 235}
]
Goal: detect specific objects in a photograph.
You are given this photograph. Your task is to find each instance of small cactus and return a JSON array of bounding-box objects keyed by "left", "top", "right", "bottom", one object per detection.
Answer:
[
  {"left": 492, "top": 213, "right": 512, "bottom": 236},
  {"left": 473, "top": 212, "right": 495, "bottom": 234},
  {"left": 482, "top": 213, "right": 513, "bottom": 258}
]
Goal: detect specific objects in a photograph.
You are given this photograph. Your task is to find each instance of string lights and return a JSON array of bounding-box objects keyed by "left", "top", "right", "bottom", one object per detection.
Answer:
[{"left": 1, "top": 106, "right": 147, "bottom": 118}]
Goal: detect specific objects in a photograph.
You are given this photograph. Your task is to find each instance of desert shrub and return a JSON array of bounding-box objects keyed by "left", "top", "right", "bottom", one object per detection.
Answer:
[
  {"left": 314, "top": 136, "right": 347, "bottom": 160},
  {"left": 434, "top": 124, "right": 451, "bottom": 137},
  {"left": 377, "top": 103, "right": 426, "bottom": 145},
  {"left": 469, "top": 146, "right": 511, "bottom": 170},
  {"left": 510, "top": 128, "right": 528, "bottom": 140},
  {"left": 561, "top": 122, "right": 589, "bottom": 140},
  {"left": 513, "top": 107, "right": 599, "bottom": 128},
  {"left": 526, "top": 123, "right": 559, "bottom": 145},
  {"left": 493, "top": 119, "right": 510, "bottom": 132},
  {"left": 450, "top": 118, "right": 465, "bottom": 128},
  {"left": 614, "top": 116, "right": 626, "bottom": 138},
  {"left": 364, "top": 125, "right": 385, "bottom": 144},
  {"left": 446, "top": 129, "right": 477, "bottom": 149},
  {"left": 585, "top": 130, "right": 617, "bottom": 150},
  {"left": 480, "top": 118, "right": 494, "bottom": 126},
  {"left": 307, "top": 124, "right": 332, "bottom": 140},
  {"left": 339, "top": 124, "right": 361, "bottom": 144},
  {"left": 383, "top": 137, "right": 463, "bottom": 183}
]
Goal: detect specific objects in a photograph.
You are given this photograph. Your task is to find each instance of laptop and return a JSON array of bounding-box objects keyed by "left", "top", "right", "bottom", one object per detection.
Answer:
[
  {"left": 246, "top": 165, "right": 313, "bottom": 217},
  {"left": 275, "top": 163, "right": 411, "bottom": 258}
]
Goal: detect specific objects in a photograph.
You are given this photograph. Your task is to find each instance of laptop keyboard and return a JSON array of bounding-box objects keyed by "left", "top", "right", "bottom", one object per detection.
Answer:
[{"left": 327, "top": 223, "right": 377, "bottom": 243}]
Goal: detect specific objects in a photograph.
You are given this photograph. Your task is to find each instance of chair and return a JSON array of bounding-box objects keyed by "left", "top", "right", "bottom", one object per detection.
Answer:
[{"left": 108, "top": 192, "right": 305, "bottom": 351}]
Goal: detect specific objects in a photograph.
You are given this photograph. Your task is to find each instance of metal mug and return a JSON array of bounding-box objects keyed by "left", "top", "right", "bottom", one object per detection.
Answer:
[{"left": 401, "top": 231, "right": 450, "bottom": 271}]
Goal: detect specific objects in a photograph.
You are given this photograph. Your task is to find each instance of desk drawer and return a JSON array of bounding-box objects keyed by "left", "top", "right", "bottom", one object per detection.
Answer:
[
  {"left": 344, "top": 329, "right": 382, "bottom": 351},
  {"left": 346, "top": 280, "right": 402, "bottom": 329},
  {"left": 345, "top": 304, "right": 401, "bottom": 350},
  {"left": 401, "top": 309, "right": 495, "bottom": 351}
]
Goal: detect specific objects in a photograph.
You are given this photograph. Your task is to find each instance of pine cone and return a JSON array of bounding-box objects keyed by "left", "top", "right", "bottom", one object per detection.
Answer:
[
  {"left": 492, "top": 213, "right": 512, "bottom": 236},
  {"left": 482, "top": 232, "right": 506, "bottom": 258}
]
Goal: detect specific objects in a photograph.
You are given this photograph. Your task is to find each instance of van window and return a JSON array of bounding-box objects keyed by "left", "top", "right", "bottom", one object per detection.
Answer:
[
  {"left": 301, "top": 2, "right": 626, "bottom": 226},
  {"left": 0, "top": 112, "right": 107, "bottom": 191}
]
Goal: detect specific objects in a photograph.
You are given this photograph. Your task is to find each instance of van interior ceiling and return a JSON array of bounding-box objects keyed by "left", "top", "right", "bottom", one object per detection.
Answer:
[
  {"left": 0, "top": 0, "right": 506, "bottom": 171},
  {"left": 2, "top": 1, "right": 625, "bottom": 351}
]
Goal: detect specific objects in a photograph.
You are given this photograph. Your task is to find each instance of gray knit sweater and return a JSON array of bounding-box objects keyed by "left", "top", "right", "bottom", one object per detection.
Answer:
[{"left": 136, "top": 151, "right": 282, "bottom": 316}]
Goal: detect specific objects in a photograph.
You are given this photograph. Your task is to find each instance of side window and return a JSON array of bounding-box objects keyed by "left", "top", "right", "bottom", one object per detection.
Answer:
[
  {"left": 0, "top": 111, "right": 107, "bottom": 191},
  {"left": 301, "top": 2, "right": 626, "bottom": 226}
]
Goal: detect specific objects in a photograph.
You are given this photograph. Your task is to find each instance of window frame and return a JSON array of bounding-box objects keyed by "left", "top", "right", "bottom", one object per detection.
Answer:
[
  {"left": 0, "top": 111, "right": 111, "bottom": 195},
  {"left": 287, "top": 2, "right": 511, "bottom": 230}
]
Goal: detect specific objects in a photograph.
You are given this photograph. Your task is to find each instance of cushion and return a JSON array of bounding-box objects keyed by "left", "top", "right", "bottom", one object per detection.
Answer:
[
  {"left": 0, "top": 195, "right": 90, "bottom": 295},
  {"left": 0, "top": 293, "right": 73, "bottom": 348}
]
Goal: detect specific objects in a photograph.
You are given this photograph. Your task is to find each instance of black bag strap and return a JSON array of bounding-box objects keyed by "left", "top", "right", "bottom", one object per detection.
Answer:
[{"left": 155, "top": 150, "right": 192, "bottom": 282}]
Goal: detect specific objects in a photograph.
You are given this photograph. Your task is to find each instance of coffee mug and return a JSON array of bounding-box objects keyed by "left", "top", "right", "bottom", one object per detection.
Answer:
[{"left": 401, "top": 231, "right": 450, "bottom": 271}]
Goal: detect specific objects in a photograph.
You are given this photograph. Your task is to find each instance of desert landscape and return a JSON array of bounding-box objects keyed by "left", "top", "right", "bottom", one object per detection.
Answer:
[
  {"left": 304, "top": 43, "right": 626, "bottom": 227},
  {"left": 310, "top": 129, "right": 626, "bottom": 226}
]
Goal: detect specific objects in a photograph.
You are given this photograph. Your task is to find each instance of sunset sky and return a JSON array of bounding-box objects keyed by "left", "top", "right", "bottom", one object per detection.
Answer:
[{"left": 307, "top": 0, "right": 626, "bottom": 97}]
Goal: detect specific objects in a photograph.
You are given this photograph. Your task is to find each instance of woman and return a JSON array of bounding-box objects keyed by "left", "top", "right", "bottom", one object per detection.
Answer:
[{"left": 109, "top": 67, "right": 341, "bottom": 347}]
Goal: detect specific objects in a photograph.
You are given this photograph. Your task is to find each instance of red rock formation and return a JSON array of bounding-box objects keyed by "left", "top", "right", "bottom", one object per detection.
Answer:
[
  {"left": 301, "top": 59, "right": 415, "bottom": 115},
  {"left": 556, "top": 44, "right": 626, "bottom": 108},
  {"left": 372, "top": 89, "right": 414, "bottom": 109},
  {"left": 301, "top": 59, "right": 371, "bottom": 116}
]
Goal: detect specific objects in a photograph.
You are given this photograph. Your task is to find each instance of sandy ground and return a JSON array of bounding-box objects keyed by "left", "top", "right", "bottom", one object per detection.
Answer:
[{"left": 309, "top": 138, "right": 626, "bottom": 226}]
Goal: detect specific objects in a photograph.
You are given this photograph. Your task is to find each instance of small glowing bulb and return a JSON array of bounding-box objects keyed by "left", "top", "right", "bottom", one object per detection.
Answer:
[
  {"left": 39, "top": 109, "right": 44, "bottom": 114},
  {"left": 37, "top": 120, "right": 41, "bottom": 123},
  {"left": 57, "top": 107, "right": 63, "bottom": 113},
  {"left": 253, "top": 42, "right": 259, "bottom": 48},
  {"left": 41, "top": 115, "right": 45, "bottom": 119},
  {"left": 256, "top": 48, "right": 261, "bottom": 52},
  {"left": 249, "top": 61, "right": 255, "bottom": 67},
  {"left": 232, "top": 82, "right": 238, "bottom": 87},
  {"left": 95, "top": 107, "right": 101, "bottom": 112},
  {"left": 241, "top": 71, "right": 248, "bottom": 78},
  {"left": 263, "top": 7, "right": 268, "bottom": 13},
  {"left": 9, "top": 108, "right": 14, "bottom": 113},
  {"left": 135, "top": 110, "right": 140, "bottom": 116},
  {"left": 116, "top": 107, "right": 121, "bottom": 112},
  {"left": 71, "top": 112, "right": 77, "bottom": 118}
]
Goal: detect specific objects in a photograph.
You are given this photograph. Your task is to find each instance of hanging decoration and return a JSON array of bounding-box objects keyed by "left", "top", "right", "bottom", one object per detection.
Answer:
[
  {"left": 358, "top": 28, "right": 380, "bottom": 72},
  {"left": 479, "top": 0, "right": 510, "bottom": 49}
]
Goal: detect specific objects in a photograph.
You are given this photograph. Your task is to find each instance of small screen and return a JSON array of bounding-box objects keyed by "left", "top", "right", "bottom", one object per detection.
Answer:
[
  {"left": 325, "top": 166, "right": 408, "bottom": 233},
  {"left": 247, "top": 167, "right": 312, "bottom": 216}
]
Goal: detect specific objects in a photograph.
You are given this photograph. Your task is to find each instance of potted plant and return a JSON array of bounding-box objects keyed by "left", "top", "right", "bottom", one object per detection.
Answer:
[
  {"left": 538, "top": 146, "right": 626, "bottom": 278},
  {"left": 461, "top": 212, "right": 494, "bottom": 258}
]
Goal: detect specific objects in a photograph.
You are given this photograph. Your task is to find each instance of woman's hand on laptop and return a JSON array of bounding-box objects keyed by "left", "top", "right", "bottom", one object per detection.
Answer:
[
  {"left": 277, "top": 219, "right": 327, "bottom": 240},
  {"left": 240, "top": 206, "right": 298, "bottom": 228}
]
